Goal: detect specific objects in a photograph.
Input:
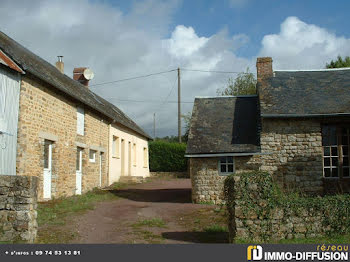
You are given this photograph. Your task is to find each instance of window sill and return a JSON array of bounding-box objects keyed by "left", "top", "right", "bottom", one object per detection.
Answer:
[
  {"left": 219, "top": 173, "right": 233, "bottom": 176},
  {"left": 89, "top": 160, "right": 96, "bottom": 163},
  {"left": 323, "top": 177, "right": 350, "bottom": 179}
]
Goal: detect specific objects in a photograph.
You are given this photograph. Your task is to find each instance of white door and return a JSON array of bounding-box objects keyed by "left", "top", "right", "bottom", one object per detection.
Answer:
[
  {"left": 76, "top": 147, "right": 83, "bottom": 195},
  {"left": 43, "top": 140, "right": 53, "bottom": 199},
  {"left": 99, "top": 152, "right": 103, "bottom": 187}
]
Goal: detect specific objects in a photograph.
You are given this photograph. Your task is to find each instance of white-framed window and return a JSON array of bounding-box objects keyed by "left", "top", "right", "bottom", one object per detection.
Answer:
[
  {"left": 77, "top": 106, "right": 85, "bottom": 136},
  {"left": 219, "top": 156, "right": 235, "bottom": 175},
  {"left": 112, "top": 136, "right": 120, "bottom": 158},
  {"left": 89, "top": 149, "right": 96, "bottom": 163},
  {"left": 133, "top": 143, "right": 137, "bottom": 166},
  {"left": 143, "top": 147, "right": 148, "bottom": 168},
  {"left": 322, "top": 125, "right": 350, "bottom": 178}
]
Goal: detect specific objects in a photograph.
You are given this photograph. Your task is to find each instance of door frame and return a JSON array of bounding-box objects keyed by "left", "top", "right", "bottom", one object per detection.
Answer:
[
  {"left": 43, "top": 140, "right": 53, "bottom": 199},
  {"left": 76, "top": 147, "right": 83, "bottom": 195}
]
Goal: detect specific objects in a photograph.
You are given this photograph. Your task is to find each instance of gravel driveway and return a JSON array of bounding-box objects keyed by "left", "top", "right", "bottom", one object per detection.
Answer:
[{"left": 71, "top": 178, "right": 228, "bottom": 244}]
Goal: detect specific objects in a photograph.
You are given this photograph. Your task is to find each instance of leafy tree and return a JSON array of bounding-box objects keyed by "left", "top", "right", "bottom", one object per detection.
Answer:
[
  {"left": 182, "top": 112, "right": 192, "bottom": 143},
  {"left": 326, "top": 56, "right": 350, "bottom": 68},
  {"left": 217, "top": 67, "right": 256, "bottom": 96}
]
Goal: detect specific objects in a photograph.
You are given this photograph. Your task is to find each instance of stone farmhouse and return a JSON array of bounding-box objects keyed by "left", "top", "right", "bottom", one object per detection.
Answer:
[
  {"left": 0, "top": 31, "right": 151, "bottom": 201},
  {"left": 186, "top": 57, "right": 350, "bottom": 204}
]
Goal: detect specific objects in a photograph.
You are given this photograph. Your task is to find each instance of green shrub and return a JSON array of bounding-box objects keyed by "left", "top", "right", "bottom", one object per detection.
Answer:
[{"left": 149, "top": 141, "right": 187, "bottom": 172}]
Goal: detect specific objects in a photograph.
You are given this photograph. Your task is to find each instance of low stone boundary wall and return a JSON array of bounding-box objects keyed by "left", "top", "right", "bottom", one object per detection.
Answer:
[
  {"left": 150, "top": 172, "right": 188, "bottom": 178},
  {"left": 0, "top": 175, "right": 38, "bottom": 243},
  {"left": 225, "top": 172, "right": 350, "bottom": 242}
]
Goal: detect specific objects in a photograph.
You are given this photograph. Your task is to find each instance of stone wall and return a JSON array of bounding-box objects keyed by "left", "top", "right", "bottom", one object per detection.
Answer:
[
  {"left": 259, "top": 118, "right": 324, "bottom": 194},
  {"left": 189, "top": 156, "right": 260, "bottom": 204},
  {"left": 0, "top": 175, "right": 38, "bottom": 243},
  {"left": 226, "top": 172, "right": 349, "bottom": 242},
  {"left": 150, "top": 172, "right": 188, "bottom": 178},
  {"left": 17, "top": 74, "right": 109, "bottom": 201}
]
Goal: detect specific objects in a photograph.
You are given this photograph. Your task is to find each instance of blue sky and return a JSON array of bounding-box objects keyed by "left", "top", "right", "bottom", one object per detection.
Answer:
[
  {"left": 112, "top": 0, "right": 350, "bottom": 58},
  {"left": 1, "top": 0, "right": 350, "bottom": 136}
]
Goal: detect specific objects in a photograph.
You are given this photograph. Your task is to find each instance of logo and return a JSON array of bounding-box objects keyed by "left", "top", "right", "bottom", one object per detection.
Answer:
[{"left": 247, "top": 245, "right": 263, "bottom": 261}]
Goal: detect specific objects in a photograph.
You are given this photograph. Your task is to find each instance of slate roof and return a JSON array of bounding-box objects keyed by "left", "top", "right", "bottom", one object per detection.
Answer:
[
  {"left": 259, "top": 70, "right": 350, "bottom": 117},
  {"left": 0, "top": 31, "right": 151, "bottom": 140},
  {"left": 186, "top": 96, "right": 260, "bottom": 155}
]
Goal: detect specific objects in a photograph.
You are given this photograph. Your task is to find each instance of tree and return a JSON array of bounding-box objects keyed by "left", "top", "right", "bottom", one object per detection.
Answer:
[
  {"left": 326, "top": 56, "right": 350, "bottom": 68},
  {"left": 216, "top": 67, "right": 256, "bottom": 96},
  {"left": 182, "top": 112, "right": 192, "bottom": 143}
]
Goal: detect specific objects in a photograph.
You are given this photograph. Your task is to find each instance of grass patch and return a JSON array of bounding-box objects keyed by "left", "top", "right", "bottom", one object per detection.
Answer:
[
  {"left": 203, "top": 224, "right": 228, "bottom": 233},
  {"left": 36, "top": 187, "right": 120, "bottom": 243},
  {"left": 132, "top": 218, "right": 166, "bottom": 228},
  {"left": 133, "top": 230, "right": 164, "bottom": 244}
]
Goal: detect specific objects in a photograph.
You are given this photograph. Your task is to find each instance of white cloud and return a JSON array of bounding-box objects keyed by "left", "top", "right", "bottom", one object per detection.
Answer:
[
  {"left": 0, "top": 0, "right": 252, "bottom": 137},
  {"left": 259, "top": 16, "right": 350, "bottom": 70}
]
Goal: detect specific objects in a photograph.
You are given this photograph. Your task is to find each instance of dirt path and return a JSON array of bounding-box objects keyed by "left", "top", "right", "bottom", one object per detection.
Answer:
[{"left": 71, "top": 178, "right": 228, "bottom": 244}]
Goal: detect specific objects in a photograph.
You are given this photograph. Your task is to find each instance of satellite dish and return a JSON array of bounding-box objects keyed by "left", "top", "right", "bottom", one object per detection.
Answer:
[{"left": 83, "top": 68, "right": 94, "bottom": 80}]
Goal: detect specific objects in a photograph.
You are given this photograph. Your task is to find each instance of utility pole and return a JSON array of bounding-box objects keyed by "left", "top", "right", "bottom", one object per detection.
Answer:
[
  {"left": 153, "top": 113, "right": 156, "bottom": 139},
  {"left": 177, "top": 67, "right": 181, "bottom": 143}
]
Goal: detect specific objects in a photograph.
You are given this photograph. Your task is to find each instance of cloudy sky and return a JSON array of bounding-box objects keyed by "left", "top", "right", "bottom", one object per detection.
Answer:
[{"left": 1, "top": 0, "right": 350, "bottom": 137}]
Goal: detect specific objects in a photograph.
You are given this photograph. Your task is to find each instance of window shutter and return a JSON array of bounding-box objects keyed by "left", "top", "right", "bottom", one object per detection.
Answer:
[{"left": 77, "top": 107, "right": 85, "bottom": 135}]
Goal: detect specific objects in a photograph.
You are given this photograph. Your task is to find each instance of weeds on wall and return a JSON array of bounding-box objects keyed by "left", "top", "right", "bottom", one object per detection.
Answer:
[{"left": 224, "top": 171, "right": 350, "bottom": 241}]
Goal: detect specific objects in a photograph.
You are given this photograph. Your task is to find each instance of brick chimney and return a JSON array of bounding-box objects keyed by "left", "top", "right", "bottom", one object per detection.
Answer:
[
  {"left": 73, "top": 67, "right": 94, "bottom": 87},
  {"left": 256, "top": 57, "right": 273, "bottom": 82},
  {"left": 55, "top": 56, "right": 64, "bottom": 74}
]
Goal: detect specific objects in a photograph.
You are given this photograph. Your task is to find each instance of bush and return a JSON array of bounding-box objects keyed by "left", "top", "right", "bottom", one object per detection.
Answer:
[{"left": 149, "top": 141, "right": 187, "bottom": 172}]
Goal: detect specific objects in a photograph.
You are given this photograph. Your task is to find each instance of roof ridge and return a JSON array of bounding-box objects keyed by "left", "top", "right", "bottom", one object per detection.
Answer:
[{"left": 0, "top": 30, "right": 151, "bottom": 139}]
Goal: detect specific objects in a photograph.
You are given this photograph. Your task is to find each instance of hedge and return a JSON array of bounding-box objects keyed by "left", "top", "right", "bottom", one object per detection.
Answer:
[{"left": 148, "top": 141, "right": 187, "bottom": 172}]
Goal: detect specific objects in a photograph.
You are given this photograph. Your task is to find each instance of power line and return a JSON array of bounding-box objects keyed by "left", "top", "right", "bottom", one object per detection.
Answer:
[
  {"left": 108, "top": 98, "right": 194, "bottom": 104},
  {"left": 181, "top": 68, "right": 249, "bottom": 74},
  {"left": 159, "top": 75, "right": 177, "bottom": 107},
  {"left": 90, "top": 69, "right": 177, "bottom": 87}
]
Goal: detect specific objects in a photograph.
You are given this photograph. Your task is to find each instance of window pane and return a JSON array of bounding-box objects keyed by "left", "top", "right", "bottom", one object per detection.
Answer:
[
  {"left": 324, "top": 157, "right": 330, "bottom": 167},
  {"left": 342, "top": 127, "right": 349, "bottom": 136},
  {"left": 323, "top": 147, "right": 330, "bottom": 156},
  {"left": 332, "top": 168, "right": 338, "bottom": 177},
  {"left": 324, "top": 168, "right": 331, "bottom": 177},
  {"left": 332, "top": 157, "right": 338, "bottom": 167},
  {"left": 227, "top": 165, "right": 233, "bottom": 173},
  {"left": 220, "top": 157, "right": 227, "bottom": 163},
  {"left": 227, "top": 157, "right": 233, "bottom": 163},
  {"left": 343, "top": 167, "right": 349, "bottom": 177},
  {"left": 220, "top": 165, "right": 226, "bottom": 173},
  {"left": 331, "top": 147, "right": 338, "bottom": 156},
  {"left": 344, "top": 157, "right": 349, "bottom": 167},
  {"left": 44, "top": 142, "right": 49, "bottom": 169},
  {"left": 343, "top": 146, "right": 349, "bottom": 156},
  {"left": 89, "top": 150, "right": 96, "bottom": 160},
  {"left": 76, "top": 148, "right": 81, "bottom": 171}
]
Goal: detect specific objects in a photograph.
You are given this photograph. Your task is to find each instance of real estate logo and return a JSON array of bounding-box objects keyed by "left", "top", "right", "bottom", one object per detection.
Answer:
[{"left": 247, "top": 245, "right": 263, "bottom": 261}]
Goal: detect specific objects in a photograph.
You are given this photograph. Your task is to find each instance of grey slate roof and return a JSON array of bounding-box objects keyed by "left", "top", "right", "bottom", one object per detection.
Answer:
[
  {"left": 0, "top": 31, "right": 151, "bottom": 140},
  {"left": 259, "top": 70, "right": 350, "bottom": 117},
  {"left": 186, "top": 96, "right": 260, "bottom": 155}
]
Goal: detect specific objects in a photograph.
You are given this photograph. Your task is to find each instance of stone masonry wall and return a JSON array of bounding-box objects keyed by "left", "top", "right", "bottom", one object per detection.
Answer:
[
  {"left": 16, "top": 74, "right": 109, "bottom": 201},
  {"left": 189, "top": 156, "right": 260, "bottom": 204},
  {"left": 0, "top": 175, "right": 38, "bottom": 243},
  {"left": 227, "top": 173, "right": 344, "bottom": 242},
  {"left": 260, "top": 118, "right": 323, "bottom": 194}
]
